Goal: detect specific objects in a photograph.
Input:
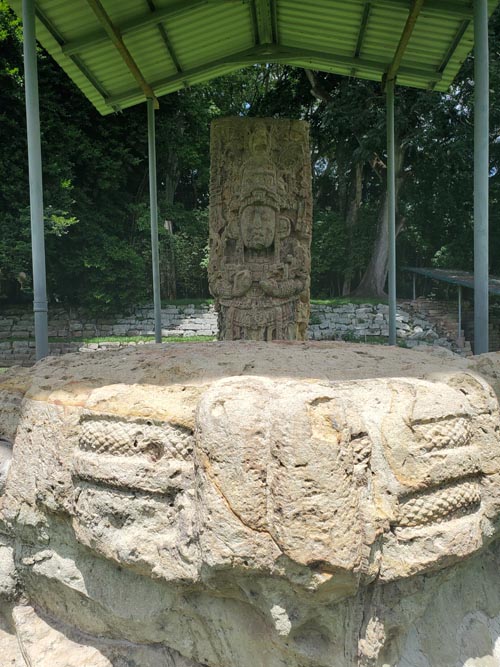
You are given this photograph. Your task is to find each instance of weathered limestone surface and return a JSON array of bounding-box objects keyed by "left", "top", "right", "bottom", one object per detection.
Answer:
[
  {"left": 209, "top": 118, "right": 312, "bottom": 341},
  {"left": 1, "top": 342, "right": 500, "bottom": 666}
]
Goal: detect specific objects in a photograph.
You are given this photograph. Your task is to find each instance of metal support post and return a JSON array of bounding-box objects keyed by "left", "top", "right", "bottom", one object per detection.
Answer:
[
  {"left": 22, "top": 0, "right": 49, "bottom": 360},
  {"left": 412, "top": 273, "right": 416, "bottom": 301},
  {"left": 458, "top": 285, "right": 462, "bottom": 341},
  {"left": 147, "top": 97, "right": 162, "bottom": 344},
  {"left": 387, "top": 78, "right": 397, "bottom": 345},
  {"left": 473, "top": 0, "right": 489, "bottom": 354}
]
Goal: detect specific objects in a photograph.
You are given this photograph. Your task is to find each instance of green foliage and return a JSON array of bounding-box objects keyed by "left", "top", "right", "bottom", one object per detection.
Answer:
[
  {"left": 1, "top": 1, "right": 500, "bottom": 310},
  {"left": 134, "top": 203, "right": 210, "bottom": 299},
  {"left": 311, "top": 206, "right": 377, "bottom": 297},
  {"left": 310, "top": 210, "right": 347, "bottom": 296},
  {"left": 166, "top": 206, "right": 210, "bottom": 298},
  {"left": 0, "top": 3, "right": 278, "bottom": 309}
]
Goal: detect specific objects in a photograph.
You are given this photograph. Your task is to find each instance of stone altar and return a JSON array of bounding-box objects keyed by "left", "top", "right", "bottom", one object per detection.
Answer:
[
  {"left": 1, "top": 342, "right": 500, "bottom": 666},
  {"left": 208, "top": 118, "right": 312, "bottom": 340}
]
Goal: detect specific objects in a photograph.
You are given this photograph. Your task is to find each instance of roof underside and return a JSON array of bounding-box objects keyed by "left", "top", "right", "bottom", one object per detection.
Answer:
[
  {"left": 8, "top": 0, "right": 500, "bottom": 115},
  {"left": 406, "top": 267, "right": 500, "bottom": 295}
]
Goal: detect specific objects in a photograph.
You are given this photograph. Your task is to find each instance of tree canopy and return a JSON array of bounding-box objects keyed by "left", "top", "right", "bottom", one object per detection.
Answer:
[{"left": 0, "top": 1, "right": 499, "bottom": 309}]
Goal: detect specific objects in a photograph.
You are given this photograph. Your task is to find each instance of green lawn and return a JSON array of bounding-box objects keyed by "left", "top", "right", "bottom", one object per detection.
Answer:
[
  {"left": 311, "top": 297, "right": 388, "bottom": 306},
  {"left": 161, "top": 297, "right": 389, "bottom": 307},
  {"left": 52, "top": 335, "right": 216, "bottom": 344},
  {"left": 161, "top": 298, "right": 213, "bottom": 307}
]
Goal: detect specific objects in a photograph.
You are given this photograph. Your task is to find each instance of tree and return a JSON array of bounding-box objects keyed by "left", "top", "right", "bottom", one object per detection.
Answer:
[{"left": 1, "top": 0, "right": 499, "bottom": 310}]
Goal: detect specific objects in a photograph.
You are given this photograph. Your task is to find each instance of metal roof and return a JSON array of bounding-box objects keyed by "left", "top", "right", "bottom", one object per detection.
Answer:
[
  {"left": 7, "top": 0, "right": 499, "bottom": 115},
  {"left": 405, "top": 267, "right": 500, "bottom": 295}
]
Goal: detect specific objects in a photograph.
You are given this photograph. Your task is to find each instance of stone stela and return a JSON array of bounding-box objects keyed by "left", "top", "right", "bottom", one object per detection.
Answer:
[{"left": 208, "top": 117, "right": 312, "bottom": 341}]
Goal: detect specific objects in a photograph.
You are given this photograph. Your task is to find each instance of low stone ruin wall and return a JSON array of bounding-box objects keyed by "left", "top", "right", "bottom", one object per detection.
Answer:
[
  {"left": 0, "top": 304, "right": 218, "bottom": 366},
  {"left": 0, "top": 303, "right": 218, "bottom": 340},
  {"left": 0, "top": 302, "right": 455, "bottom": 366},
  {"left": 308, "top": 302, "right": 446, "bottom": 344}
]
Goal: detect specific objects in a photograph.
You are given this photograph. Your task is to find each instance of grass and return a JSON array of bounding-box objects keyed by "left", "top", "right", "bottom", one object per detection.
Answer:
[
  {"left": 311, "top": 297, "right": 388, "bottom": 306},
  {"left": 168, "top": 298, "right": 388, "bottom": 308},
  {"left": 161, "top": 298, "right": 213, "bottom": 307},
  {"left": 163, "top": 297, "right": 389, "bottom": 307},
  {"left": 51, "top": 335, "right": 216, "bottom": 344},
  {"left": 2, "top": 335, "right": 216, "bottom": 344}
]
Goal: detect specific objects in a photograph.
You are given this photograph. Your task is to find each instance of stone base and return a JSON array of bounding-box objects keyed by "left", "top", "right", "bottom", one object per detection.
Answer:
[{"left": 1, "top": 342, "right": 500, "bottom": 667}]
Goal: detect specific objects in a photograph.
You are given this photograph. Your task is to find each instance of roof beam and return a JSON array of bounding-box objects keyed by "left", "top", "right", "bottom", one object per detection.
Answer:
[
  {"left": 157, "top": 23, "right": 182, "bottom": 74},
  {"left": 62, "top": 0, "right": 241, "bottom": 57},
  {"left": 105, "top": 47, "right": 261, "bottom": 107},
  {"left": 86, "top": 0, "right": 159, "bottom": 107},
  {"left": 105, "top": 44, "right": 442, "bottom": 108},
  {"left": 371, "top": 0, "right": 473, "bottom": 19},
  {"left": 34, "top": 5, "right": 109, "bottom": 103},
  {"left": 270, "top": 45, "right": 441, "bottom": 82},
  {"left": 437, "top": 19, "right": 471, "bottom": 75},
  {"left": 355, "top": 3, "right": 371, "bottom": 58},
  {"left": 385, "top": 0, "right": 425, "bottom": 84},
  {"left": 59, "top": 0, "right": 473, "bottom": 70},
  {"left": 253, "top": 0, "right": 274, "bottom": 45},
  {"left": 270, "top": 0, "right": 279, "bottom": 45},
  {"left": 249, "top": 1, "right": 259, "bottom": 46},
  {"left": 146, "top": 0, "right": 182, "bottom": 74}
]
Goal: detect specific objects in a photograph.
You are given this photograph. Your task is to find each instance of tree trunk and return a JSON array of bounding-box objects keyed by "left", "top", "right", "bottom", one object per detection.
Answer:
[
  {"left": 161, "top": 146, "right": 180, "bottom": 300},
  {"left": 161, "top": 234, "right": 177, "bottom": 300},
  {"left": 352, "top": 142, "right": 406, "bottom": 298},
  {"left": 352, "top": 197, "right": 390, "bottom": 297},
  {"left": 164, "top": 156, "right": 179, "bottom": 207},
  {"left": 342, "top": 162, "right": 363, "bottom": 295}
]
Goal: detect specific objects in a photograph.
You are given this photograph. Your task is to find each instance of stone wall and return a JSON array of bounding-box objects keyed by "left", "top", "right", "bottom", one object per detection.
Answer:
[
  {"left": 0, "top": 302, "right": 455, "bottom": 366},
  {"left": 309, "top": 302, "right": 430, "bottom": 341}
]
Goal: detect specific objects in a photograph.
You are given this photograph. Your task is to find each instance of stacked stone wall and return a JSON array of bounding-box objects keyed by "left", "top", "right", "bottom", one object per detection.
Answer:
[{"left": 0, "top": 302, "right": 460, "bottom": 366}]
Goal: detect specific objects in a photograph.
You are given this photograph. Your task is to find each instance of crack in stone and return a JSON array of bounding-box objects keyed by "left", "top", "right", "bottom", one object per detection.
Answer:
[{"left": 197, "top": 451, "right": 284, "bottom": 558}]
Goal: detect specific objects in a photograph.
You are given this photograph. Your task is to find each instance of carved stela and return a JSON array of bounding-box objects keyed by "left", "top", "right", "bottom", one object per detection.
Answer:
[{"left": 208, "top": 118, "right": 312, "bottom": 341}]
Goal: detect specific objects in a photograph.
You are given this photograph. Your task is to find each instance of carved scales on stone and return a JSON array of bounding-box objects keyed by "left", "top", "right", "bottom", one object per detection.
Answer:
[{"left": 208, "top": 118, "right": 312, "bottom": 341}]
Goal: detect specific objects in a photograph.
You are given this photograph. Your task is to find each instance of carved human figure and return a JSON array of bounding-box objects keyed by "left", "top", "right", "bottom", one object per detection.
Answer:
[{"left": 208, "top": 118, "right": 312, "bottom": 340}]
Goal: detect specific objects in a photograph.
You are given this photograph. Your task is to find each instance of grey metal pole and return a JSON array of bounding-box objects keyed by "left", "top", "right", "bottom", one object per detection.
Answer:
[
  {"left": 412, "top": 273, "right": 416, "bottom": 301},
  {"left": 147, "top": 97, "right": 162, "bottom": 344},
  {"left": 474, "top": 0, "right": 489, "bottom": 355},
  {"left": 387, "top": 78, "right": 397, "bottom": 345},
  {"left": 22, "top": 0, "right": 49, "bottom": 360},
  {"left": 458, "top": 285, "right": 462, "bottom": 341}
]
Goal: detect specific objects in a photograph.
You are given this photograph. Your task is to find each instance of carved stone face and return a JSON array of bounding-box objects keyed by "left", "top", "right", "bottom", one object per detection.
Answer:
[
  {"left": 249, "top": 125, "right": 269, "bottom": 155},
  {"left": 2, "top": 356, "right": 500, "bottom": 667},
  {"left": 240, "top": 204, "right": 276, "bottom": 249}
]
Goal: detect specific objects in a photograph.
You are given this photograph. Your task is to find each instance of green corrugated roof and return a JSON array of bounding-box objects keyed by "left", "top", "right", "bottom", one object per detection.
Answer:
[
  {"left": 7, "top": 0, "right": 499, "bottom": 115},
  {"left": 406, "top": 267, "right": 500, "bottom": 295}
]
